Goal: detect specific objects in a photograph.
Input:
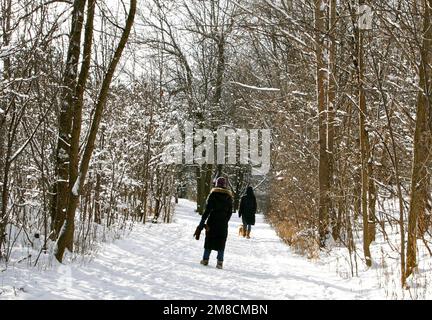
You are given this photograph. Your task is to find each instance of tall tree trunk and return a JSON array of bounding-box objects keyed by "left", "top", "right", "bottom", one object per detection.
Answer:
[
  {"left": 94, "top": 127, "right": 104, "bottom": 224},
  {"left": 51, "top": 0, "right": 86, "bottom": 239},
  {"left": 214, "top": 36, "right": 225, "bottom": 111},
  {"left": 315, "top": 0, "right": 329, "bottom": 247},
  {"left": 0, "top": 107, "right": 15, "bottom": 259},
  {"left": 234, "top": 168, "right": 244, "bottom": 212},
  {"left": 196, "top": 163, "right": 214, "bottom": 214},
  {"left": 328, "top": 0, "right": 337, "bottom": 240},
  {"left": 94, "top": 170, "right": 101, "bottom": 224},
  {"left": 153, "top": 171, "right": 162, "bottom": 223},
  {"left": 406, "top": 0, "right": 432, "bottom": 279},
  {"left": 195, "top": 25, "right": 226, "bottom": 213},
  {"left": 204, "top": 163, "right": 213, "bottom": 197},
  {"left": 142, "top": 100, "right": 153, "bottom": 223},
  {"left": 196, "top": 166, "right": 204, "bottom": 214},
  {"left": 367, "top": 152, "right": 377, "bottom": 243},
  {"left": 64, "top": 0, "right": 95, "bottom": 251},
  {"left": 0, "top": 0, "right": 12, "bottom": 258},
  {"left": 0, "top": 113, "right": 4, "bottom": 256},
  {"left": 55, "top": 0, "right": 136, "bottom": 262},
  {"left": 358, "top": 16, "right": 372, "bottom": 267},
  {"left": 417, "top": 180, "right": 431, "bottom": 237}
]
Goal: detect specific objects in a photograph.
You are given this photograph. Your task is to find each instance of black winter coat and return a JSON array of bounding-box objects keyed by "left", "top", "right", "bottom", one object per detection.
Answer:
[
  {"left": 199, "top": 187, "right": 233, "bottom": 251},
  {"left": 238, "top": 187, "right": 257, "bottom": 225}
]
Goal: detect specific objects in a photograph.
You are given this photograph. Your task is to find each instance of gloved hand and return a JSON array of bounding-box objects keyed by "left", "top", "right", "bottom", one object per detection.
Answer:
[{"left": 193, "top": 226, "right": 202, "bottom": 240}]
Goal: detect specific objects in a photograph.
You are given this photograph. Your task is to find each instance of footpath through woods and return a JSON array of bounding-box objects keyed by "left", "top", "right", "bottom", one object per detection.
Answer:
[{"left": 0, "top": 199, "right": 379, "bottom": 299}]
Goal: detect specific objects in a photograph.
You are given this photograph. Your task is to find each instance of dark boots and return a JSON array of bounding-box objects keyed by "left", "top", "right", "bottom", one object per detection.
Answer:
[
  {"left": 246, "top": 230, "right": 251, "bottom": 239},
  {"left": 200, "top": 259, "right": 223, "bottom": 269}
]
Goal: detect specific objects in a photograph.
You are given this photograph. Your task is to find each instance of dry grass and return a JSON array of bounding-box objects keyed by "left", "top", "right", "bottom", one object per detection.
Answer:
[
  {"left": 272, "top": 219, "right": 319, "bottom": 259},
  {"left": 266, "top": 202, "right": 319, "bottom": 259}
]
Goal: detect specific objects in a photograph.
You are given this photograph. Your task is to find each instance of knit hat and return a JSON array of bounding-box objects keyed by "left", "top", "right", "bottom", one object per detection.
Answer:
[{"left": 215, "top": 177, "right": 227, "bottom": 188}]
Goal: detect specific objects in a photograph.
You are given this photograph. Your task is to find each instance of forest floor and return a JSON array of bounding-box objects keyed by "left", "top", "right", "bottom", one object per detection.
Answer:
[{"left": 1, "top": 198, "right": 429, "bottom": 299}]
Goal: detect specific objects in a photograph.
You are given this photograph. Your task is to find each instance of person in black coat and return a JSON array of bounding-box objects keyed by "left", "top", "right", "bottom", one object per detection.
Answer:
[
  {"left": 238, "top": 186, "right": 257, "bottom": 239},
  {"left": 194, "top": 177, "right": 233, "bottom": 269}
]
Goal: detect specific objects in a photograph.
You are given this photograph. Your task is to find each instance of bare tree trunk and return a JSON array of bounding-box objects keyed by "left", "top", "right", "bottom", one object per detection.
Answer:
[
  {"left": 142, "top": 94, "right": 154, "bottom": 223},
  {"left": 406, "top": 0, "right": 432, "bottom": 279},
  {"left": 353, "top": 156, "right": 361, "bottom": 222},
  {"left": 358, "top": 24, "right": 372, "bottom": 267},
  {"left": 94, "top": 170, "right": 101, "bottom": 224},
  {"left": 0, "top": 123, "right": 12, "bottom": 259},
  {"left": 0, "top": 0, "right": 12, "bottom": 258},
  {"left": 368, "top": 152, "right": 377, "bottom": 243},
  {"left": 0, "top": 113, "right": 4, "bottom": 255},
  {"left": 196, "top": 166, "right": 204, "bottom": 214},
  {"left": 328, "top": 0, "right": 337, "bottom": 240},
  {"left": 233, "top": 168, "right": 244, "bottom": 212},
  {"left": 55, "top": 0, "right": 136, "bottom": 262},
  {"left": 204, "top": 164, "right": 213, "bottom": 198},
  {"left": 153, "top": 169, "right": 164, "bottom": 223},
  {"left": 51, "top": 0, "right": 86, "bottom": 239},
  {"left": 64, "top": 0, "right": 95, "bottom": 251},
  {"left": 142, "top": 181, "right": 148, "bottom": 223},
  {"left": 196, "top": 163, "right": 214, "bottom": 214},
  {"left": 214, "top": 35, "right": 225, "bottom": 113},
  {"left": 315, "top": 0, "right": 329, "bottom": 247},
  {"left": 94, "top": 126, "right": 104, "bottom": 224}
]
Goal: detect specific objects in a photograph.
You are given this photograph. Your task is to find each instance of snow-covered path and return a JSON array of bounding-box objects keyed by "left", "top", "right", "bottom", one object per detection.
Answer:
[{"left": 1, "top": 199, "right": 374, "bottom": 299}]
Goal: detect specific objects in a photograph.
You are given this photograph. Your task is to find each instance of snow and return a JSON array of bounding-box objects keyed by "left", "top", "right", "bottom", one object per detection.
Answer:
[
  {"left": 72, "top": 175, "right": 80, "bottom": 196},
  {"left": 291, "top": 91, "right": 307, "bottom": 96},
  {"left": 320, "top": 0, "right": 328, "bottom": 11},
  {"left": 0, "top": 199, "right": 420, "bottom": 300},
  {"left": 230, "top": 81, "right": 280, "bottom": 92}
]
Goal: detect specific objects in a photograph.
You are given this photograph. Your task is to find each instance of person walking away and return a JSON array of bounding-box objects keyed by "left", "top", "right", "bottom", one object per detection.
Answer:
[
  {"left": 193, "top": 177, "right": 233, "bottom": 269},
  {"left": 238, "top": 186, "right": 257, "bottom": 239}
]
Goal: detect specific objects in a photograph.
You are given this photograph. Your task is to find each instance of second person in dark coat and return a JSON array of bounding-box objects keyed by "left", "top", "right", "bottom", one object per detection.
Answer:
[{"left": 238, "top": 186, "right": 257, "bottom": 238}]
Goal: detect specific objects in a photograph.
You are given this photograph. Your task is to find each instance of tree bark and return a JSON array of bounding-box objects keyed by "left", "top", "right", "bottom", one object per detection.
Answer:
[
  {"left": 233, "top": 168, "right": 244, "bottom": 212},
  {"left": 367, "top": 154, "right": 377, "bottom": 243},
  {"left": 0, "top": 112, "right": 4, "bottom": 255},
  {"left": 65, "top": 0, "right": 95, "bottom": 251},
  {"left": 196, "top": 166, "right": 204, "bottom": 214},
  {"left": 51, "top": 0, "right": 86, "bottom": 239},
  {"left": 406, "top": 0, "right": 432, "bottom": 279},
  {"left": 315, "top": 0, "right": 330, "bottom": 247},
  {"left": 0, "top": 0, "right": 12, "bottom": 258},
  {"left": 328, "top": 0, "right": 337, "bottom": 240},
  {"left": 358, "top": 22, "right": 372, "bottom": 267}
]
